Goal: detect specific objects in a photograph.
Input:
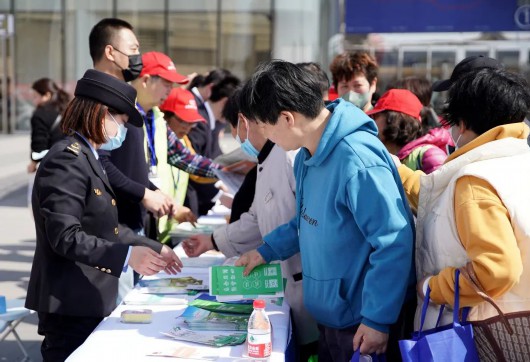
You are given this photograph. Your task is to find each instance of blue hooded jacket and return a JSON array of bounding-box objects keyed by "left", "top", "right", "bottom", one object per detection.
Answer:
[{"left": 258, "top": 99, "right": 415, "bottom": 332}]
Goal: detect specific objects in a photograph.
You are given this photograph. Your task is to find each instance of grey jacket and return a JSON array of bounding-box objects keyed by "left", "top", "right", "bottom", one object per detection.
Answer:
[{"left": 214, "top": 144, "right": 319, "bottom": 345}]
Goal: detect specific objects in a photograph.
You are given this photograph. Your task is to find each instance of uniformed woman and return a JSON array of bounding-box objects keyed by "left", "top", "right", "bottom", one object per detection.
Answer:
[{"left": 25, "top": 69, "right": 183, "bottom": 361}]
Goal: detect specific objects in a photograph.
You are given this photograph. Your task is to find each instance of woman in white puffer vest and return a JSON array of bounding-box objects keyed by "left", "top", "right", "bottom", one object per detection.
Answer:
[{"left": 396, "top": 68, "right": 530, "bottom": 339}]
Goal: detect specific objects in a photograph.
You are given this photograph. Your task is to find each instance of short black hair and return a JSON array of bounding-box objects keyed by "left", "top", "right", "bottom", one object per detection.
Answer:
[
  {"left": 222, "top": 87, "right": 241, "bottom": 128},
  {"left": 443, "top": 68, "right": 530, "bottom": 135},
  {"left": 297, "top": 62, "right": 330, "bottom": 97},
  {"left": 210, "top": 75, "right": 240, "bottom": 102},
  {"left": 239, "top": 60, "right": 325, "bottom": 125},
  {"left": 188, "top": 68, "right": 233, "bottom": 90},
  {"left": 89, "top": 18, "right": 134, "bottom": 64}
]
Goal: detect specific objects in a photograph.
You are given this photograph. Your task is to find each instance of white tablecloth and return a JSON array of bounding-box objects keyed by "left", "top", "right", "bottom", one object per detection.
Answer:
[{"left": 67, "top": 247, "right": 291, "bottom": 362}]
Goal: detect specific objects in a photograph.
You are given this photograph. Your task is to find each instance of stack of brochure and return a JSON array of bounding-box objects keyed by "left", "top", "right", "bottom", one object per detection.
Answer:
[
  {"left": 189, "top": 294, "right": 254, "bottom": 315},
  {"left": 161, "top": 326, "right": 247, "bottom": 347},
  {"left": 178, "top": 305, "right": 249, "bottom": 331}
]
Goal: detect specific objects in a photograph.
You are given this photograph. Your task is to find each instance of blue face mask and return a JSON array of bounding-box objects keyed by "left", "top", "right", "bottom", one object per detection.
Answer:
[
  {"left": 100, "top": 113, "right": 128, "bottom": 151},
  {"left": 236, "top": 118, "right": 259, "bottom": 158}
]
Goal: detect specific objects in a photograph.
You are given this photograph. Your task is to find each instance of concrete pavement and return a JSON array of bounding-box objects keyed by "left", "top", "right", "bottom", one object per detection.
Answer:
[
  {"left": 0, "top": 132, "right": 238, "bottom": 361},
  {"left": 0, "top": 133, "right": 42, "bottom": 362}
]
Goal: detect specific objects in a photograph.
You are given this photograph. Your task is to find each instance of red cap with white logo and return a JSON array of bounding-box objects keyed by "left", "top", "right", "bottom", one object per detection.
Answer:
[
  {"left": 140, "top": 51, "right": 188, "bottom": 84},
  {"left": 160, "top": 88, "right": 206, "bottom": 123}
]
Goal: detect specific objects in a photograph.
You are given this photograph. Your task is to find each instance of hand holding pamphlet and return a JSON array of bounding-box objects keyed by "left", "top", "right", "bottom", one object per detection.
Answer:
[
  {"left": 209, "top": 264, "right": 284, "bottom": 302},
  {"left": 212, "top": 148, "right": 257, "bottom": 193}
]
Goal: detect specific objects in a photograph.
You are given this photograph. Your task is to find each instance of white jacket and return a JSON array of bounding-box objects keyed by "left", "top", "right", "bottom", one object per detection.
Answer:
[
  {"left": 214, "top": 144, "right": 319, "bottom": 345},
  {"left": 415, "top": 137, "right": 530, "bottom": 329}
]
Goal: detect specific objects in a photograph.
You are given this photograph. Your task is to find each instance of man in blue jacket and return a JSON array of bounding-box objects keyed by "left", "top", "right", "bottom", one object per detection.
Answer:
[{"left": 236, "top": 60, "right": 415, "bottom": 360}]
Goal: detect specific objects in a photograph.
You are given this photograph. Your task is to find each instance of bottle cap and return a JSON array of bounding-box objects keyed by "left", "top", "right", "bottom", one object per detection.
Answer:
[{"left": 253, "top": 299, "right": 265, "bottom": 309}]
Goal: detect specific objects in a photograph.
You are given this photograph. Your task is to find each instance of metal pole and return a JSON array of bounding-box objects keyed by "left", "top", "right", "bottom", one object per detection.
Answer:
[
  {"left": 164, "top": 0, "right": 169, "bottom": 55},
  {"left": 112, "top": 0, "right": 118, "bottom": 18},
  {"left": 216, "top": 0, "right": 221, "bottom": 68},
  {"left": 269, "top": 0, "right": 275, "bottom": 59},
  {"left": 61, "top": 0, "right": 66, "bottom": 87},
  {"left": 1, "top": 31, "right": 7, "bottom": 133},
  {"left": 8, "top": 14, "right": 14, "bottom": 133}
]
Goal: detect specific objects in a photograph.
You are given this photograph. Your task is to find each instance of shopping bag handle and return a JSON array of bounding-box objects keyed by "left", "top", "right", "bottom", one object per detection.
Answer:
[
  {"left": 418, "top": 269, "right": 468, "bottom": 335},
  {"left": 459, "top": 264, "right": 514, "bottom": 334},
  {"left": 350, "top": 349, "right": 386, "bottom": 362}
]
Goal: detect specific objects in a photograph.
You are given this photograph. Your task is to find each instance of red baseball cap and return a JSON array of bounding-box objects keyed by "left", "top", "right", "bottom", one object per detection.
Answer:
[
  {"left": 366, "top": 89, "right": 422, "bottom": 122},
  {"left": 160, "top": 88, "right": 206, "bottom": 123},
  {"left": 140, "top": 52, "right": 188, "bottom": 84}
]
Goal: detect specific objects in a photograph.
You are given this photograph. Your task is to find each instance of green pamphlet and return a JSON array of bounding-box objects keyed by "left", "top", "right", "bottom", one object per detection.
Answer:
[
  {"left": 189, "top": 298, "right": 254, "bottom": 315},
  {"left": 209, "top": 264, "right": 284, "bottom": 298},
  {"left": 179, "top": 306, "right": 249, "bottom": 331}
]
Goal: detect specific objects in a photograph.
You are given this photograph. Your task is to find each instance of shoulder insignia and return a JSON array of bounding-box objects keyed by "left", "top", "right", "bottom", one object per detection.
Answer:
[{"left": 65, "top": 142, "right": 80, "bottom": 156}]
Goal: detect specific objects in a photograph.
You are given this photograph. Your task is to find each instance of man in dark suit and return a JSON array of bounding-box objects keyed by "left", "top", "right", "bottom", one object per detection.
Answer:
[
  {"left": 26, "top": 69, "right": 182, "bottom": 362},
  {"left": 186, "top": 70, "right": 240, "bottom": 215}
]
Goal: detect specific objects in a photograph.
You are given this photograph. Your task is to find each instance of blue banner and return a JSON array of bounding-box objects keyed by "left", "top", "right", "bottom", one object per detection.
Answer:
[{"left": 345, "top": 0, "right": 530, "bottom": 33}]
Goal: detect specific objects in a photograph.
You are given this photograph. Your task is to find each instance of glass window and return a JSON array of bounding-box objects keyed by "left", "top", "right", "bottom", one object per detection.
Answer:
[
  {"left": 168, "top": 1, "right": 218, "bottom": 77},
  {"left": 431, "top": 51, "right": 456, "bottom": 84},
  {"left": 465, "top": 50, "right": 489, "bottom": 58},
  {"left": 403, "top": 51, "right": 427, "bottom": 78},
  {"left": 496, "top": 50, "right": 519, "bottom": 72},
  {"left": 117, "top": 0, "right": 165, "bottom": 54},
  {"left": 14, "top": 0, "right": 63, "bottom": 131},
  {"left": 220, "top": 1, "right": 272, "bottom": 79},
  {"left": 64, "top": 0, "right": 113, "bottom": 85},
  {"left": 372, "top": 50, "right": 399, "bottom": 92}
]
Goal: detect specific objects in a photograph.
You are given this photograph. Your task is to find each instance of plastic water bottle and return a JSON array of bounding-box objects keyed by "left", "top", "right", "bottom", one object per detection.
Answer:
[{"left": 247, "top": 299, "right": 272, "bottom": 359}]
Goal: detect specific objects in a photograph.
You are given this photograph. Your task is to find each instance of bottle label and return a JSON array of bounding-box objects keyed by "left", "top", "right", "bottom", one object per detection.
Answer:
[{"left": 247, "top": 331, "right": 271, "bottom": 358}]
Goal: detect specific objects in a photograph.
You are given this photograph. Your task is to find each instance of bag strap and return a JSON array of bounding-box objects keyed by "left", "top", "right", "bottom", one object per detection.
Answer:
[
  {"left": 459, "top": 264, "right": 514, "bottom": 334},
  {"left": 418, "top": 285, "right": 431, "bottom": 334},
  {"left": 453, "top": 269, "right": 461, "bottom": 324}
]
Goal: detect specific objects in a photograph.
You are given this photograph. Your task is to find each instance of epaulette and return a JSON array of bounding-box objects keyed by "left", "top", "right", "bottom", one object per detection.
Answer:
[{"left": 65, "top": 142, "right": 81, "bottom": 156}]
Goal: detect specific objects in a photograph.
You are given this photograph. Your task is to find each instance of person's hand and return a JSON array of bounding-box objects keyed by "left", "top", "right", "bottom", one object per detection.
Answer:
[
  {"left": 182, "top": 234, "right": 214, "bottom": 257},
  {"left": 235, "top": 250, "right": 265, "bottom": 276},
  {"left": 215, "top": 181, "right": 229, "bottom": 193},
  {"left": 390, "top": 154, "right": 401, "bottom": 168},
  {"left": 173, "top": 206, "right": 197, "bottom": 224},
  {"left": 128, "top": 246, "right": 167, "bottom": 276},
  {"left": 416, "top": 275, "right": 431, "bottom": 300},
  {"left": 27, "top": 160, "right": 37, "bottom": 173},
  {"left": 160, "top": 244, "right": 183, "bottom": 275},
  {"left": 353, "top": 323, "right": 389, "bottom": 355},
  {"left": 141, "top": 188, "right": 173, "bottom": 217}
]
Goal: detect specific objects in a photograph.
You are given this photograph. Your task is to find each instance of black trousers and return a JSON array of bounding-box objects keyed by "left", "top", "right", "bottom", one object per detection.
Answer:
[
  {"left": 38, "top": 312, "right": 102, "bottom": 362},
  {"left": 317, "top": 297, "right": 417, "bottom": 362}
]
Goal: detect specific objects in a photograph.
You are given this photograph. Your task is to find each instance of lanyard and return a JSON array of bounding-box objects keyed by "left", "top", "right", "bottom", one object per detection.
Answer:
[{"left": 137, "top": 103, "right": 157, "bottom": 167}]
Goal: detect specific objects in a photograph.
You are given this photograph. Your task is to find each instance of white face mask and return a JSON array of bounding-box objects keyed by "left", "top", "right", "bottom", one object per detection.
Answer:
[{"left": 450, "top": 126, "right": 462, "bottom": 150}]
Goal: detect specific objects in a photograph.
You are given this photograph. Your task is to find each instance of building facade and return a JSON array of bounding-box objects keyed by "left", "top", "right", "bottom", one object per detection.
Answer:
[{"left": 1, "top": 0, "right": 339, "bottom": 133}]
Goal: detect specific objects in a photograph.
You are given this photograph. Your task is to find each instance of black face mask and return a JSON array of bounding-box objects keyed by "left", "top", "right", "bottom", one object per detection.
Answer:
[{"left": 113, "top": 47, "right": 143, "bottom": 82}]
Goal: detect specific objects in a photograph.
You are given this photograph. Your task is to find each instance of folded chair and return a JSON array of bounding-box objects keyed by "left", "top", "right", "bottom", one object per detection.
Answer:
[{"left": 0, "top": 298, "right": 34, "bottom": 362}]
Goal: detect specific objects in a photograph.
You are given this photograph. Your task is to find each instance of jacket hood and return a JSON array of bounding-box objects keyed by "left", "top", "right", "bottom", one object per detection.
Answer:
[
  {"left": 305, "top": 99, "right": 377, "bottom": 167},
  {"left": 398, "top": 127, "right": 453, "bottom": 160}
]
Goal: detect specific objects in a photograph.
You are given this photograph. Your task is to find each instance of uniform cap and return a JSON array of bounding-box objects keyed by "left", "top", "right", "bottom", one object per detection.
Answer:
[{"left": 74, "top": 69, "right": 143, "bottom": 127}]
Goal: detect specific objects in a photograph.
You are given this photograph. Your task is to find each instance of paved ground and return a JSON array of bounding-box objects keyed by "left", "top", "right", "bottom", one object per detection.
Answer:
[
  {"left": 0, "top": 132, "right": 238, "bottom": 362},
  {"left": 0, "top": 134, "right": 42, "bottom": 362}
]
